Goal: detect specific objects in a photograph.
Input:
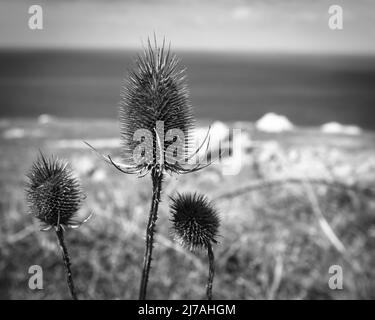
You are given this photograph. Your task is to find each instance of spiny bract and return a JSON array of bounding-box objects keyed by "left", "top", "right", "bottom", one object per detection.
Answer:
[
  {"left": 119, "top": 39, "right": 195, "bottom": 175},
  {"left": 170, "top": 193, "right": 220, "bottom": 251},
  {"left": 26, "top": 154, "right": 83, "bottom": 229}
]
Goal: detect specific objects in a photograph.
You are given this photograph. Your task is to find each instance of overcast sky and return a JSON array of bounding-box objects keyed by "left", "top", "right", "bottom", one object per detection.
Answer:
[{"left": 0, "top": 0, "right": 374, "bottom": 54}]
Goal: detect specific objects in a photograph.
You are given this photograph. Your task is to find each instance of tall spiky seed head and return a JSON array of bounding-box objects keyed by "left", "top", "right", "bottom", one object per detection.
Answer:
[
  {"left": 26, "top": 154, "right": 84, "bottom": 230},
  {"left": 170, "top": 193, "right": 220, "bottom": 251},
  {"left": 119, "top": 38, "right": 194, "bottom": 174}
]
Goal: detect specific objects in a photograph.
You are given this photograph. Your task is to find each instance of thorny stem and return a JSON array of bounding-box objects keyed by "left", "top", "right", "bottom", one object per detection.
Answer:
[
  {"left": 139, "top": 168, "right": 163, "bottom": 300},
  {"left": 206, "top": 242, "right": 215, "bottom": 300},
  {"left": 55, "top": 227, "right": 78, "bottom": 300}
]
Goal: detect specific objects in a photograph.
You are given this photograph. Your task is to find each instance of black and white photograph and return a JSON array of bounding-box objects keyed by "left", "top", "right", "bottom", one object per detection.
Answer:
[{"left": 0, "top": 0, "right": 374, "bottom": 304}]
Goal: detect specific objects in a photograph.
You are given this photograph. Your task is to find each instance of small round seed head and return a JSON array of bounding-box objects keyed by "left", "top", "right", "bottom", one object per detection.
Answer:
[
  {"left": 170, "top": 193, "right": 220, "bottom": 251},
  {"left": 119, "top": 38, "right": 195, "bottom": 174},
  {"left": 26, "top": 154, "right": 83, "bottom": 229}
]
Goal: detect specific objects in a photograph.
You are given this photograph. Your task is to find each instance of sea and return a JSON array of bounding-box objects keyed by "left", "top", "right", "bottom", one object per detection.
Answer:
[{"left": 1, "top": 50, "right": 375, "bottom": 129}]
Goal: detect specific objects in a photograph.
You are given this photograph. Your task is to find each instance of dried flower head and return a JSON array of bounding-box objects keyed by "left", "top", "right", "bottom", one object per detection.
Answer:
[
  {"left": 170, "top": 193, "right": 220, "bottom": 251},
  {"left": 85, "top": 38, "right": 215, "bottom": 178},
  {"left": 26, "top": 154, "right": 86, "bottom": 231},
  {"left": 120, "top": 40, "right": 212, "bottom": 173},
  {"left": 119, "top": 38, "right": 195, "bottom": 175}
]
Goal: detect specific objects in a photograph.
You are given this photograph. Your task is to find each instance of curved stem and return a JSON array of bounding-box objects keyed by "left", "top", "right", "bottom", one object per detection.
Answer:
[
  {"left": 206, "top": 242, "right": 215, "bottom": 300},
  {"left": 139, "top": 168, "right": 163, "bottom": 300},
  {"left": 55, "top": 227, "right": 78, "bottom": 300}
]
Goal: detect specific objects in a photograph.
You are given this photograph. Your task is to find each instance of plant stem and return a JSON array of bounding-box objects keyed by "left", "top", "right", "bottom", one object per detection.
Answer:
[
  {"left": 206, "top": 242, "right": 215, "bottom": 300},
  {"left": 55, "top": 227, "right": 78, "bottom": 300},
  {"left": 139, "top": 168, "right": 163, "bottom": 300}
]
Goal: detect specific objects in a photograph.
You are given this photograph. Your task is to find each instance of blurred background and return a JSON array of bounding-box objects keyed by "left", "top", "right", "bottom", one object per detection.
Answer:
[{"left": 0, "top": 0, "right": 374, "bottom": 299}]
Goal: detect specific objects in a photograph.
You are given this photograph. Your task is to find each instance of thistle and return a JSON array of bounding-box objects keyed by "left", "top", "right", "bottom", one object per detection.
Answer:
[
  {"left": 119, "top": 37, "right": 194, "bottom": 175},
  {"left": 86, "top": 37, "right": 213, "bottom": 300},
  {"left": 170, "top": 193, "right": 220, "bottom": 300},
  {"left": 26, "top": 153, "right": 91, "bottom": 300}
]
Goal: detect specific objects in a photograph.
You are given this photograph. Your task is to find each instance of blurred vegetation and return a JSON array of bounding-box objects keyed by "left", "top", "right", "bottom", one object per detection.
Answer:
[{"left": 0, "top": 118, "right": 374, "bottom": 299}]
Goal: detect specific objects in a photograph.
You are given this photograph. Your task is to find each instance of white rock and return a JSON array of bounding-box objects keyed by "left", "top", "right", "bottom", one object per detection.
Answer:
[
  {"left": 38, "top": 114, "right": 55, "bottom": 124},
  {"left": 211, "top": 121, "right": 230, "bottom": 141},
  {"left": 3, "top": 128, "right": 25, "bottom": 139},
  {"left": 321, "top": 122, "right": 362, "bottom": 135},
  {"left": 255, "top": 113, "right": 294, "bottom": 132},
  {"left": 195, "top": 121, "right": 229, "bottom": 143}
]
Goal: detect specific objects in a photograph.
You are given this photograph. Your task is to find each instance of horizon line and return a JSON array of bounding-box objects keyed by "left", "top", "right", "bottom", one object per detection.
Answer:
[{"left": 1, "top": 45, "right": 375, "bottom": 58}]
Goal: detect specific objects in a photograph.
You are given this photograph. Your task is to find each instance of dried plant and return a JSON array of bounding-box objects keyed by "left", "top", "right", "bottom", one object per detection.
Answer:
[
  {"left": 170, "top": 192, "right": 220, "bottom": 300},
  {"left": 86, "top": 37, "right": 214, "bottom": 300},
  {"left": 26, "top": 153, "right": 92, "bottom": 300}
]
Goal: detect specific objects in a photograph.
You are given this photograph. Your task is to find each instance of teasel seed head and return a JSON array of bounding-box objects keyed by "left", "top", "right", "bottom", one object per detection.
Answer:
[
  {"left": 170, "top": 193, "right": 220, "bottom": 251},
  {"left": 119, "top": 38, "right": 195, "bottom": 175},
  {"left": 26, "top": 153, "right": 86, "bottom": 231},
  {"left": 86, "top": 38, "right": 215, "bottom": 177}
]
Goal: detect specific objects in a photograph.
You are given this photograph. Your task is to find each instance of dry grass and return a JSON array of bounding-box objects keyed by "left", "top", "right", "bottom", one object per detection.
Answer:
[{"left": 0, "top": 118, "right": 374, "bottom": 299}]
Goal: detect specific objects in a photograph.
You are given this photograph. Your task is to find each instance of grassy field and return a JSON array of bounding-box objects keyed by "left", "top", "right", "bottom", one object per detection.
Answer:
[{"left": 0, "top": 118, "right": 374, "bottom": 299}]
